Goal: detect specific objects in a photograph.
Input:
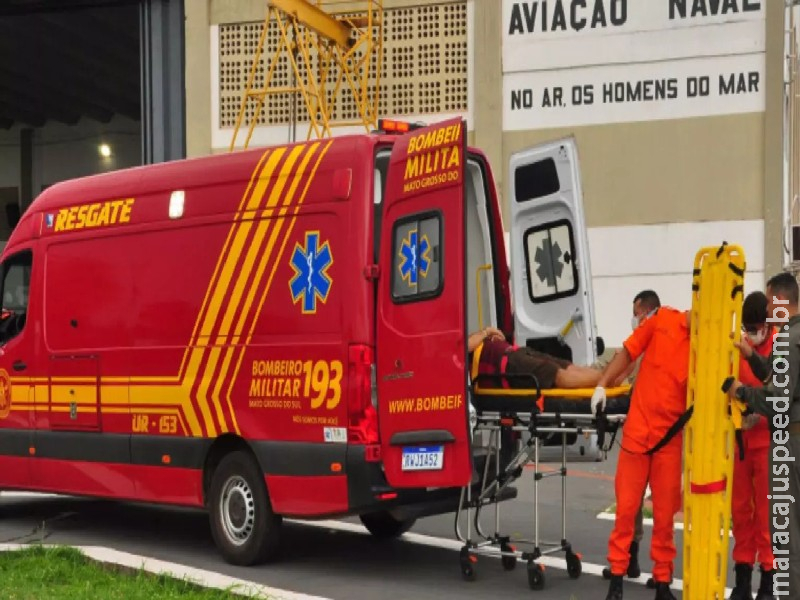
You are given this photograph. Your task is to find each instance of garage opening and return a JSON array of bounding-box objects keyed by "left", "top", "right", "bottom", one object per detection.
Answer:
[{"left": 0, "top": 0, "right": 185, "bottom": 250}]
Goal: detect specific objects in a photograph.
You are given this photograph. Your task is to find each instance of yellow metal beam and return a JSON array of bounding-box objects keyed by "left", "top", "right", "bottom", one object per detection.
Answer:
[{"left": 270, "top": 0, "right": 352, "bottom": 49}]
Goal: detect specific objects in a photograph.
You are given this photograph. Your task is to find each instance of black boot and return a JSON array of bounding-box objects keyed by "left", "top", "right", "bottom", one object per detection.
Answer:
[
  {"left": 604, "top": 574, "right": 623, "bottom": 600},
  {"left": 653, "top": 582, "right": 677, "bottom": 600},
  {"left": 755, "top": 567, "right": 776, "bottom": 600},
  {"left": 627, "top": 541, "right": 641, "bottom": 578},
  {"left": 730, "top": 563, "right": 754, "bottom": 600}
]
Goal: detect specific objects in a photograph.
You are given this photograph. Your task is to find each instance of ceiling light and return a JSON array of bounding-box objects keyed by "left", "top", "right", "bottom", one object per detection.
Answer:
[{"left": 99, "top": 144, "right": 111, "bottom": 158}]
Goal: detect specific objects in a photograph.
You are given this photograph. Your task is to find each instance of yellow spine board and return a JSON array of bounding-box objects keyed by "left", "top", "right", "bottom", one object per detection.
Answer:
[{"left": 683, "top": 243, "right": 746, "bottom": 599}]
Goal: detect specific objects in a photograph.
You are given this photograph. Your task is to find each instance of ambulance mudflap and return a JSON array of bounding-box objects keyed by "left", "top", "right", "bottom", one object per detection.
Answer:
[{"left": 375, "top": 117, "right": 473, "bottom": 489}]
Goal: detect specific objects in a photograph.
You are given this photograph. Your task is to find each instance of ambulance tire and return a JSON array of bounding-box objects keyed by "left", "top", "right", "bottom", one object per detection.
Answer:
[
  {"left": 359, "top": 511, "right": 416, "bottom": 539},
  {"left": 209, "top": 451, "right": 282, "bottom": 566}
]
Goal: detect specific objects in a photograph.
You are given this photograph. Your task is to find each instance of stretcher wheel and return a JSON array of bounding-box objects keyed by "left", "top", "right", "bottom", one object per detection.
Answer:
[
  {"left": 527, "top": 562, "right": 545, "bottom": 590},
  {"left": 566, "top": 552, "right": 582, "bottom": 579},
  {"left": 460, "top": 546, "right": 477, "bottom": 582},
  {"left": 500, "top": 543, "right": 516, "bottom": 571}
]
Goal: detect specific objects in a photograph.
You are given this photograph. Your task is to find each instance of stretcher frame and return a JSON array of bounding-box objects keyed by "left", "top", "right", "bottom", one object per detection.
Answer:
[{"left": 455, "top": 373, "right": 630, "bottom": 591}]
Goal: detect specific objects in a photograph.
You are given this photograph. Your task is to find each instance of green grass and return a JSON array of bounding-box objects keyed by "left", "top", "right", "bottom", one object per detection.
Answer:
[{"left": 0, "top": 546, "right": 269, "bottom": 599}]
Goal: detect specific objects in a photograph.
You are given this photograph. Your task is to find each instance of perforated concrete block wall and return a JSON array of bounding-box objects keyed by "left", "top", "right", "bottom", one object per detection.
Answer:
[{"left": 217, "top": 1, "right": 467, "bottom": 128}]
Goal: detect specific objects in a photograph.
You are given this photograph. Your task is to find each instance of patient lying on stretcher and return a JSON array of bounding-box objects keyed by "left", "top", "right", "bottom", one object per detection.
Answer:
[
  {"left": 468, "top": 327, "right": 625, "bottom": 390},
  {"left": 468, "top": 328, "right": 631, "bottom": 416}
]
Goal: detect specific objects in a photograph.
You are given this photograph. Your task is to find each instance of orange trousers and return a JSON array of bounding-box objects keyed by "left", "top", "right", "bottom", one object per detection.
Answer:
[
  {"left": 608, "top": 436, "right": 682, "bottom": 583},
  {"left": 731, "top": 445, "right": 774, "bottom": 569}
]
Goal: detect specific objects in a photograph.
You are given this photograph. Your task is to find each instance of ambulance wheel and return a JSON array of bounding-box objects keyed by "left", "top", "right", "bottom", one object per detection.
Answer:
[
  {"left": 527, "top": 563, "right": 545, "bottom": 590},
  {"left": 209, "top": 451, "right": 281, "bottom": 566},
  {"left": 566, "top": 552, "right": 582, "bottom": 579},
  {"left": 359, "top": 511, "right": 416, "bottom": 539}
]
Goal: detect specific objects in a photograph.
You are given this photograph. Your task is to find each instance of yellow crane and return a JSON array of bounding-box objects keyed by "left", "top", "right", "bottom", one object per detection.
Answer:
[{"left": 229, "top": 0, "right": 383, "bottom": 151}]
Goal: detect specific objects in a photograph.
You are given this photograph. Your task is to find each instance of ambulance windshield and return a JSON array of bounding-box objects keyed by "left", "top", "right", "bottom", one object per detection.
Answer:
[{"left": 0, "top": 249, "right": 31, "bottom": 345}]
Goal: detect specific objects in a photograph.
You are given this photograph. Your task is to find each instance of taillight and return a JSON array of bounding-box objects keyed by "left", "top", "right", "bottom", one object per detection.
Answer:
[{"left": 347, "top": 344, "right": 378, "bottom": 444}]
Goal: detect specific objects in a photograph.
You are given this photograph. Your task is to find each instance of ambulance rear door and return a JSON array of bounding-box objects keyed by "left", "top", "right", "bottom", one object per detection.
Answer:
[
  {"left": 375, "top": 118, "right": 472, "bottom": 489},
  {"left": 509, "top": 137, "right": 599, "bottom": 367}
]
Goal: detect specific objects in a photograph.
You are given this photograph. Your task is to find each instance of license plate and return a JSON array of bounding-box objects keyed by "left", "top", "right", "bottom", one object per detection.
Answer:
[{"left": 401, "top": 445, "right": 444, "bottom": 471}]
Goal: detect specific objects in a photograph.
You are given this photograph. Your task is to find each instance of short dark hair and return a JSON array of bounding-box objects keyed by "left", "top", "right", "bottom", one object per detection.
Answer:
[
  {"left": 742, "top": 291, "right": 768, "bottom": 327},
  {"left": 633, "top": 290, "right": 661, "bottom": 312},
  {"left": 767, "top": 272, "right": 799, "bottom": 306}
]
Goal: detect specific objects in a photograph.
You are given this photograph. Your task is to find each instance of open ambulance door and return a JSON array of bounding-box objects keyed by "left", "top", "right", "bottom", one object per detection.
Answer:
[
  {"left": 376, "top": 118, "right": 472, "bottom": 489},
  {"left": 509, "top": 137, "right": 600, "bottom": 368}
]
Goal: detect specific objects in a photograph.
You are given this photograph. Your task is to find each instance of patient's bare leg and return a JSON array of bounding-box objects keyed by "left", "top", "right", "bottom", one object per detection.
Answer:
[{"left": 554, "top": 365, "right": 602, "bottom": 389}]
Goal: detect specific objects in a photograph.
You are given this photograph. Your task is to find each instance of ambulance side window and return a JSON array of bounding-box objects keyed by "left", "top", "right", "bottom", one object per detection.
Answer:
[
  {"left": 373, "top": 149, "right": 391, "bottom": 263},
  {"left": 391, "top": 212, "right": 442, "bottom": 302},
  {"left": 0, "top": 249, "right": 32, "bottom": 345}
]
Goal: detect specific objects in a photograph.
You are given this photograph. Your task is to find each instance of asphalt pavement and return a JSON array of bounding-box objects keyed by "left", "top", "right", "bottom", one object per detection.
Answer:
[{"left": 0, "top": 439, "right": 742, "bottom": 599}]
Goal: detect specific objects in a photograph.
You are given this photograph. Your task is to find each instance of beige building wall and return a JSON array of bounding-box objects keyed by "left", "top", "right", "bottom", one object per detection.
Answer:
[{"left": 184, "top": 0, "right": 787, "bottom": 346}]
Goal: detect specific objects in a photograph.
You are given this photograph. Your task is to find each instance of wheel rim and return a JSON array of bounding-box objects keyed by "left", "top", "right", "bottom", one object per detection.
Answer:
[{"left": 219, "top": 475, "right": 256, "bottom": 546}]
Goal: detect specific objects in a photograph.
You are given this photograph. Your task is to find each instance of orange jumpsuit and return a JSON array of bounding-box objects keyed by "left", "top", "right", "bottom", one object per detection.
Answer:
[
  {"left": 607, "top": 307, "right": 689, "bottom": 584},
  {"left": 731, "top": 329, "right": 775, "bottom": 571}
]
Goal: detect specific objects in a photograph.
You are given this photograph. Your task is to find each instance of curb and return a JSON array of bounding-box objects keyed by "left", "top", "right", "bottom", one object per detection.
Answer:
[{"left": 0, "top": 543, "right": 332, "bottom": 600}]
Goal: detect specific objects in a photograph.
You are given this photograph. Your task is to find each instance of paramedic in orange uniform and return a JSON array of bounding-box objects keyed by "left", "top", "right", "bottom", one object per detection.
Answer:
[
  {"left": 593, "top": 302, "right": 691, "bottom": 600},
  {"left": 729, "top": 291, "right": 777, "bottom": 600}
]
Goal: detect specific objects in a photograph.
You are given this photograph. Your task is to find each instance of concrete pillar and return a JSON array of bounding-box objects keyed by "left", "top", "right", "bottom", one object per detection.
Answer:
[
  {"left": 764, "top": 0, "right": 786, "bottom": 276},
  {"left": 185, "top": 0, "right": 212, "bottom": 158},
  {"left": 471, "top": 0, "right": 505, "bottom": 222},
  {"left": 140, "top": 0, "right": 187, "bottom": 163},
  {"left": 19, "top": 128, "right": 32, "bottom": 213}
]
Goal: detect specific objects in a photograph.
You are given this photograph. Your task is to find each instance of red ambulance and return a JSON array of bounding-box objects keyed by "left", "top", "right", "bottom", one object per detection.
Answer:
[{"left": 0, "top": 118, "right": 600, "bottom": 565}]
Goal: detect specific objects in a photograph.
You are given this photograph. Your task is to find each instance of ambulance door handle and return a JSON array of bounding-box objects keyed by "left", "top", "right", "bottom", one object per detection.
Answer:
[{"left": 12, "top": 360, "right": 26, "bottom": 372}]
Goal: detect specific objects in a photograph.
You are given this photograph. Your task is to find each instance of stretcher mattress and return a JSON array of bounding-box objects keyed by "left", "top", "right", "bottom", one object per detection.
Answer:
[{"left": 470, "top": 383, "right": 631, "bottom": 416}]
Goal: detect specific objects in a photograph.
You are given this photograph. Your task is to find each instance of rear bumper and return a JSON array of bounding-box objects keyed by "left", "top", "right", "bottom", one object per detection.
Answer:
[{"left": 346, "top": 446, "right": 517, "bottom": 520}]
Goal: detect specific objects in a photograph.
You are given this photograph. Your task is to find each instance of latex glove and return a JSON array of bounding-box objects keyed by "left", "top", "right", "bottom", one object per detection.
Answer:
[{"left": 591, "top": 386, "right": 607, "bottom": 416}]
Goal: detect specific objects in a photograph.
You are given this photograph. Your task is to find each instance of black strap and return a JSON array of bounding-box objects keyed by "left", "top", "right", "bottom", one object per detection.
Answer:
[
  {"left": 736, "top": 429, "right": 745, "bottom": 461},
  {"left": 644, "top": 405, "right": 694, "bottom": 455}
]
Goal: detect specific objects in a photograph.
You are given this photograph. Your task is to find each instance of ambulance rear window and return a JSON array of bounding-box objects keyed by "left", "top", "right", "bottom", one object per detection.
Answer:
[
  {"left": 523, "top": 219, "right": 578, "bottom": 303},
  {"left": 391, "top": 212, "right": 442, "bottom": 302},
  {"left": 515, "top": 158, "right": 560, "bottom": 202}
]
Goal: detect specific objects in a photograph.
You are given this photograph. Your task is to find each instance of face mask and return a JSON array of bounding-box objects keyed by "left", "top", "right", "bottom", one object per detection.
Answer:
[
  {"left": 749, "top": 329, "right": 767, "bottom": 346},
  {"left": 631, "top": 309, "right": 657, "bottom": 330}
]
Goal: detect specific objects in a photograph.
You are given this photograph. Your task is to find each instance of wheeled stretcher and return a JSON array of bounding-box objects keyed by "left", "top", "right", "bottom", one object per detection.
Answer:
[{"left": 455, "top": 373, "right": 631, "bottom": 591}]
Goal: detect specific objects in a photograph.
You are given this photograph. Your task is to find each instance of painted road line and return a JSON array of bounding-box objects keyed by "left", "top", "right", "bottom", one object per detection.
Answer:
[
  {"left": 3, "top": 493, "right": 733, "bottom": 595},
  {"left": 596, "top": 510, "right": 734, "bottom": 540},
  {"left": 287, "top": 519, "right": 734, "bottom": 596},
  {"left": 597, "top": 510, "right": 686, "bottom": 531},
  {"left": 0, "top": 543, "right": 332, "bottom": 600}
]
